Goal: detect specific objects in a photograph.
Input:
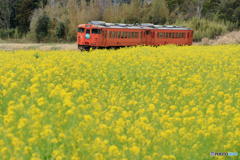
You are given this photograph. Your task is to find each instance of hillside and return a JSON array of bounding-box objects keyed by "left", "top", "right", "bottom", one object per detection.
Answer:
[{"left": 1, "top": 0, "right": 239, "bottom": 43}]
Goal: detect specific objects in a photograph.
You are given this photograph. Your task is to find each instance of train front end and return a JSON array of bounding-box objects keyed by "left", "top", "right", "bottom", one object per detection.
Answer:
[{"left": 77, "top": 24, "right": 102, "bottom": 51}]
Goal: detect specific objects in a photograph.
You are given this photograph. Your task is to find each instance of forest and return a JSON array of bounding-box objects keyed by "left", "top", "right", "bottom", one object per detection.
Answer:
[{"left": 0, "top": 0, "right": 240, "bottom": 42}]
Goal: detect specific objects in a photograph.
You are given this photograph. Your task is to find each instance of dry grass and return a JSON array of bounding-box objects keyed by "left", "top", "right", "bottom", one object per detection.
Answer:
[
  {"left": 194, "top": 30, "right": 240, "bottom": 45},
  {"left": 0, "top": 43, "right": 78, "bottom": 51},
  {"left": 201, "top": 38, "right": 209, "bottom": 45}
]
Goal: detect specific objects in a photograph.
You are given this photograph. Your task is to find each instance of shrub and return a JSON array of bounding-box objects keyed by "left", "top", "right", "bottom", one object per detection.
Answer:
[
  {"left": 14, "top": 28, "right": 22, "bottom": 39},
  {"left": 174, "top": 17, "right": 228, "bottom": 41},
  {"left": 0, "top": 28, "right": 16, "bottom": 39},
  {"left": 7, "top": 28, "right": 15, "bottom": 39},
  {"left": 35, "top": 11, "right": 50, "bottom": 42},
  {"left": 56, "top": 22, "right": 65, "bottom": 39}
]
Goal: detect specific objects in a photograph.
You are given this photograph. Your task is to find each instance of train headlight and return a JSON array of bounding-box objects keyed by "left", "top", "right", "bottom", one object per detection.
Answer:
[{"left": 85, "top": 34, "right": 90, "bottom": 39}]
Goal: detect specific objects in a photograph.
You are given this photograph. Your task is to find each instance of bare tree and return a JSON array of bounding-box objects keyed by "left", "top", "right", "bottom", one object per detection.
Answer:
[
  {"left": 220, "top": 0, "right": 227, "bottom": 4},
  {"left": 194, "top": 0, "right": 207, "bottom": 18},
  {"left": 0, "top": 0, "right": 18, "bottom": 29}
]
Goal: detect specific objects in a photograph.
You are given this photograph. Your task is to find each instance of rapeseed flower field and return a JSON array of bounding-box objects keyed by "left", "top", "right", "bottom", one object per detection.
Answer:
[{"left": 0, "top": 45, "right": 240, "bottom": 160}]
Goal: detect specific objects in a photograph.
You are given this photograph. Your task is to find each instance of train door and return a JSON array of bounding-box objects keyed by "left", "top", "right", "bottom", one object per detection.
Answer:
[
  {"left": 186, "top": 32, "right": 190, "bottom": 45},
  {"left": 146, "top": 30, "right": 151, "bottom": 45},
  {"left": 102, "top": 30, "right": 107, "bottom": 47},
  {"left": 151, "top": 31, "right": 156, "bottom": 46},
  {"left": 190, "top": 31, "right": 193, "bottom": 45},
  {"left": 85, "top": 29, "right": 91, "bottom": 46},
  {"left": 141, "top": 31, "right": 145, "bottom": 45}
]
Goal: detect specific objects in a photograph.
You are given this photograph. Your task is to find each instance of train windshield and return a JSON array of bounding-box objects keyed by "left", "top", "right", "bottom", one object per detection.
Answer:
[
  {"left": 92, "top": 29, "right": 101, "bottom": 34},
  {"left": 78, "top": 28, "right": 84, "bottom": 33}
]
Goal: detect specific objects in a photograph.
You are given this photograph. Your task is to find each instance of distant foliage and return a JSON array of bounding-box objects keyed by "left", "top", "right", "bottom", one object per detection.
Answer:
[
  {"left": 2, "top": 0, "right": 240, "bottom": 42},
  {"left": 35, "top": 11, "right": 50, "bottom": 42}
]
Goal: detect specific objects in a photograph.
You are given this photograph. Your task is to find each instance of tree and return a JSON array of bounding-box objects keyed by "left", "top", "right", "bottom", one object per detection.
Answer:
[
  {"left": 150, "top": 0, "right": 168, "bottom": 24},
  {"left": 56, "top": 21, "right": 65, "bottom": 38},
  {"left": 15, "top": 0, "right": 40, "bottom": 33},
  {"left": 0, "top": 0, "right": 18, "bottom": 30},
  {"left": 35, "top": 11, "right": 50, "bottom": 42},
  {"left": 103, "top": 0, "right": 115, "bottom": 22},
  {"left": 201, "top": 0, "right": 220, "bottom": 19},
  {"left": 191, "top": 0, "right": 207, "bottom": 18},
  {"left": 165, "top": 0, "right": 185, "bottom": 14},
  {"left": 124, "top": 0, "right": 142, "bottom": 24},
  {"left": 181, "top": 0, "right": 207, "bottom": 19},
  {"left": 218, "top": 0, "right": 240, "bottom": 27}
]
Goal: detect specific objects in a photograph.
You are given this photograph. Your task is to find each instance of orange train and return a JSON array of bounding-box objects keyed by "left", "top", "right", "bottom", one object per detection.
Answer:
[{"left": 77, "top": 21, "right": 193, "bottom": 51}]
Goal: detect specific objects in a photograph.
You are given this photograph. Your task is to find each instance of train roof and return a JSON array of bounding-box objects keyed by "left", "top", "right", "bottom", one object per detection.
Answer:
[{"left": 81, "top": 21, "right": 193, "bottom": 30}]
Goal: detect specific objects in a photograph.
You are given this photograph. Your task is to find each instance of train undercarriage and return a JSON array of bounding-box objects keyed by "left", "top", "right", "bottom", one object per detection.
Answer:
[{"left": 78, "top": 45, "right": 122, "bottom": 51}]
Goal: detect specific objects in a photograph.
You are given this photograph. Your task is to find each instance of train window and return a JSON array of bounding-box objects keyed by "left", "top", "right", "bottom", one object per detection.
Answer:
[
  {"left": 121, "top": 32, "right": 124, "bottom": 38},
  {"left": 112, "top": 32, "right": 115, "bottom": 38},
  {"left": 78, "top": 28, "right": 85, "bottom": 33},
  {"left": 166, "top": 33, "right": 168, "bottom": 38},
  {"left": 86, "top": 29, "right": 90, "bottom": 34},
  {"left": 140, "top": 32, "right": 142, "bottom": 38},
  {"left": 118, "top": 32, "right": 120, "bottom": 38},
  {"left": 160, "top": 32, "right": 162, "bottom": 38},
  {"left": 132, "top": 32, "right": 134, "bottom": 38},
  {"left": 146, "top": 30, "right": 150, "bottom": 35},
  {"left": 128, "top": 32, "right": 131, "bottom": 38},
  {"left": 104, "top": 31, "right": 106, "bottom": 38},
  {"left": 172, "top": 33, "right": 174, "bottom": 38},
  {"left": 109, "top": 32, "right": 112, "bottom": 38},
  {"left": 179, "top": 33, "right": 181, "bottom": 38},
  {"left": 92, "top": 29, "right": 101, "bottom": 34},
  {"left": 134, "top": 32, "right": 137, "bottom": 38},
  {"left": 125, "top": 32, "right": 127, "bottom": 38},
  {"left": 182, "top": 33, "right": 185, "bottom": 38},
  {"left": 169, "top": 33, "right": 171, "bottom": 38},
  {"left": 175, "top": 33, "right": 177, "bottom": 38},
  {"left": 157, "top": 32, "right": 159, "bottom": 38}
]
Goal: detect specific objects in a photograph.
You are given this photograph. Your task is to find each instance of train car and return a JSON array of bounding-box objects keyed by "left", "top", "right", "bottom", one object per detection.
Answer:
[
  {"left": 77, "top": 21, "right": 193, "bottom": 50},
  {"left": 150, "top": 24, "right": 193, "bottom": 46}
]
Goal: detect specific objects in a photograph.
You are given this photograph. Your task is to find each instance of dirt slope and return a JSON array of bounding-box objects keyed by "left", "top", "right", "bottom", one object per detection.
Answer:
[
  {"left": 0, "top": 30, "right": 240, "bottom": 51},
  {"left": 193, "top": 30, "right": 240, "bottom": 45}
]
